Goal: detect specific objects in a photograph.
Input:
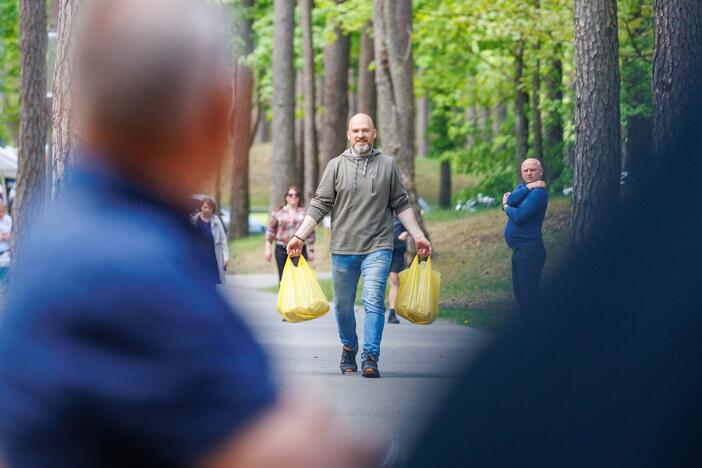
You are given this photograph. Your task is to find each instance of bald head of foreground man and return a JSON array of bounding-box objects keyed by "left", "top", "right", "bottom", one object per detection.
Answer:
[{"left": 0, "top": 1, "right": 381, "bottom": 467}]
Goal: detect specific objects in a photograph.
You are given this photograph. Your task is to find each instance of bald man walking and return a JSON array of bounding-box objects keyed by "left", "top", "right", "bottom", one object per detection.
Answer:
[
  {"left": 288, "top": 113, "right": 431, "bottom": 378},
  {"left": 502, "top": 158, "right": 549, "bottom": 314}
]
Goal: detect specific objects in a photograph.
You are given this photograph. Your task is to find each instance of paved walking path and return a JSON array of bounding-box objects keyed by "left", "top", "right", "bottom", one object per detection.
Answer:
[{"left": 221, "top": 273, "right": 493, "bottom": 458}]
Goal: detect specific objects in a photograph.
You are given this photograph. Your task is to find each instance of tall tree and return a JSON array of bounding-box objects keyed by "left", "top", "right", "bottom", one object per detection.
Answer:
[
  {"left": 439, "top": 159, "right": 451, "bottom": 209},
  {"left": 514, "top": 43, "right": 529, "bottom": 167},
  {"left": 652, "top": 0, "right": 702, "bottom": 164},
  {"left": 51, "top": 0, "right": 81, "bottom": 197},
  {"left": 531, "top": 1, "right": 544, "bottom": 161},
  {"left": 229, "top": 0, "right": 255, "bottom": 240},
  {"left": 570, "top": 0, "right": 621, "bottom": 250},
  {"left": 544, "top": 51, "right": 564, "bottom": 182},
  {"left": 415, "top": 94, "right": 429, "bottom": 157},
  {"left": 300, "top": 0, "right": 318, "bottom": 204},
  {"left": 295, "top": 69, "right": 304, "bottom": 189},
  {"left": 357, "top": 25, "right": 376, "bottom": 119},
  {"left": 13, "top": 0, "right": 48, "bottom": 262},
  {"left": 320, "top": 3, "right": 350, "bottom": 174},
  {"left": 373, "top": 0, "right": 416, "bottom": 198},
  {"left": 270, "top": 0, "right": 296, "bottom": 208}
]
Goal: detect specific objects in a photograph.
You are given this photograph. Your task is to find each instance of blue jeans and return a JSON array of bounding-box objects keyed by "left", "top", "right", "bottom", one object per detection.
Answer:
[{"left": 332, "top": 249, "right": 392, "bottom": 358}]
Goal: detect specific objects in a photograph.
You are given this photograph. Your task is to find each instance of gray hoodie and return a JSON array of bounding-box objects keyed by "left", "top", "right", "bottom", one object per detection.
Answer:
[{"left": 307, "top": 148, "right": 411, "bottom": 255}]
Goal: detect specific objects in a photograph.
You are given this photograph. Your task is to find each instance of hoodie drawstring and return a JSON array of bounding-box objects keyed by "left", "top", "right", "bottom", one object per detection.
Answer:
[{"left": 352, "top": 157, "right": 370, "bottom": 193}]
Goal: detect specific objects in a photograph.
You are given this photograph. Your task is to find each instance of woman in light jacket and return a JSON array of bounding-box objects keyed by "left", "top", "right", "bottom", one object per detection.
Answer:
[{"left": 191, "top": 197, "right": 230, "bottom": 283}]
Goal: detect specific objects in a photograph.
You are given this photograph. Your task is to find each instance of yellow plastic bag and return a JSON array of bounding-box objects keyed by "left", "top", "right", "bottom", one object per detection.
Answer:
[
  {"left": 277, "top": 255, "right": 330, "bottom": 322},
  {"left": 396, "top": 255, "right": 441, "bottom": 325}
]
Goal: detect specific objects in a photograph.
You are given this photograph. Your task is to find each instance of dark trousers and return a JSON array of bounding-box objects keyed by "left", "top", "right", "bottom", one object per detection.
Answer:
[
  {"left": 511, "top": 244, "right": 546, "bottom": 314},
  {"left": 275, "top": 244, "right": 307, "bottom": 282}
]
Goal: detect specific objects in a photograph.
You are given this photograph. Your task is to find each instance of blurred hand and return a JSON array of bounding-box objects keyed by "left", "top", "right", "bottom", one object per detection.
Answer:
[
  {"left": 527, "top": 180, "right": 546, "bottom": 190},
  {"left": 200, "top": 397, "right": 384, "bottom": 468},
  {"left": 398, "top": 232, "right": 409, "bottom": 241},
  {"left": 286, "top": 236, "right": 304, "bottom": 257},
  {"left": 223, "top": 261, "right": 229, "bottom": 272},
  {"left": 502, "top": 192, "right": 510, "bottom": 205},
  {"left": 414, "top": 236, "right": 432, "bottom": 257},
  {"left": 264, "top": 250, "right": 272, "bottom": 262}
]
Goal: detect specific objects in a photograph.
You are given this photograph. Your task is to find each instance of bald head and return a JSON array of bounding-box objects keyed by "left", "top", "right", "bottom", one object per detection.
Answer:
[
  {"left": 347, "top": 114, "right": 377, "bottom": 155},
  {"left": 348, "top": 113, "right": 375, "bottom": 131},
  {"left": 521, "top": 158, "right": 544, "bottom": 184},
  {"left": 74, "top": 0, "right": 231, "bottom": 145}
]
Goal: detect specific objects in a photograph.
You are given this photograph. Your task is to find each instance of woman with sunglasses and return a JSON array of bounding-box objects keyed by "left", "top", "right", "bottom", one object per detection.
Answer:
[{"left": 264, "top": 186, "right": 316, "bottom": 282}]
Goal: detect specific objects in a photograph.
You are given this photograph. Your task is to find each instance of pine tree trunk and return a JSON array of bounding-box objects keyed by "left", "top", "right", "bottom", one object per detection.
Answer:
[
  {"left": 271, "top": 0, "right": 296, "bottom": 208},
  {"left": 415, "top": 94, "right": 429, "bottom": 157},
  {"left": 514, "top": 44, "right": 529, "bottom": 168},
  {"left": 492, "top": 102, "right": 507, "bottom": 140},
  {"left": 439, "top": 159, "right": 451, "bottom": 209},
  {"left": 544, "top": 54, "right": 564, "bottom": 182},
  {"left": 652, "top": 0, "right": 702, "bottom": 163},
  {"left": 320, "top": 4, "right": 350, "bottom": 172},
  {"left": 13, "top": 0, "right": 49, "bottom": 263},
  {"left": 466, "top": 105, "right": 477, "bottom": 149},
  {"left": 229, "top": 0, "right": 255, "bottom": 240},
  {"left": 358, "top": 25, "right": 377, "bottom": 120},
  {"left": 532, "top": 57, "right": 543, "bottom": 161},
  {"left": 51, "top": 0, "right": 81, "bottom": 198},
  {"left": 374, "top": 0, "right": 426, "bottom": 242},
  {"left": 300, "top": 0, "right": 318, "bottom": 204},
  {"left": 295, "top": 69, "right": 305, "bottom": 191},
  {"left": 570, "top": 0, "right": 621, "bottom": 250},
  {"left": 478, "top": 106, "right": 490, "bottom": 144}
]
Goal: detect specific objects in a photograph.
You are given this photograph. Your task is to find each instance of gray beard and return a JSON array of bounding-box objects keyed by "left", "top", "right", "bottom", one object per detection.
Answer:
[{"left": 352, "top": 143, "right": 370, "bottom": 155}]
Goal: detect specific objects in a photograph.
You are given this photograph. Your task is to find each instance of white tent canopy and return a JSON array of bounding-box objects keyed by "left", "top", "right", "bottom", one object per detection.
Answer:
[{"left": 0, "top": 147, "right": 17, "bottom": 179}]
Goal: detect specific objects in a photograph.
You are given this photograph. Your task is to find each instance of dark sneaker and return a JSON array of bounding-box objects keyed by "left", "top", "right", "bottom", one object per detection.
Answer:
[
  {"left": 387, "top": 309, "right": 400, "bottom": 324},
  {"left": 362, "top": 353, "right": 380, "bottom": 378},
  {"left": 340, "top": 345, "right": 358, "bottom": 374}
]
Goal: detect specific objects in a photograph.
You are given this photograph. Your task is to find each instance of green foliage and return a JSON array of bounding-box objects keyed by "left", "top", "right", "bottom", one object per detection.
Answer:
[
  {"left": 618, "top": 0, "right": 654, "bottom": 122},
  {"left": 0, "top": 0, "right": 19, "bottom": 146}
]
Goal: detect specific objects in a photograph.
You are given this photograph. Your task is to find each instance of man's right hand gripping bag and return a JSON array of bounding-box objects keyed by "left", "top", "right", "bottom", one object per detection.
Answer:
[
  {"left": 277, "top": 255, "right": 330, "bottom": 322},
  {"left": 396, "top": 255, "right": 441, "bottom": 325}
]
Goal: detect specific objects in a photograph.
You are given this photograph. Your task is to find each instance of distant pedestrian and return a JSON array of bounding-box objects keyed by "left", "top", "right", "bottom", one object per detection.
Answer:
[
  {"left": 265, "top": 185, "right": 315, "bottom": 282},
  {"left": 502, "top": 158, "right": 549, "bottom": 314},
  {"left": 191, "top": 197, "right": 230, "bottom": 283},
  {"left": 0, "top": 201, "right": 12, "bottom": 256},
  {"left": 387, "top": 214, "right": 408, "bottom": 324}
]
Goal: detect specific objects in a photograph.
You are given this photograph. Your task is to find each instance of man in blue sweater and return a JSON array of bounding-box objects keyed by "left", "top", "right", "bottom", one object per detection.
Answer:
[{"left": 502, "top": 158, "right": 549, "bottom": 314}]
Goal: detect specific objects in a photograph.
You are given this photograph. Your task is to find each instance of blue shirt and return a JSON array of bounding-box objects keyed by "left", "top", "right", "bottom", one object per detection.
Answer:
[
  {"left": 503, "top": 184, "right": 548, "bottom": 248},
  {"left": 0, "top": 164, "right": 277, "bottom": 467}
]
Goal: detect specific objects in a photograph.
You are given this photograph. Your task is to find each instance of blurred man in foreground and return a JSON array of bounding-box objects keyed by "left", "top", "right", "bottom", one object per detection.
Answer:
[{"left": 0, "top": 1, "right": 378, "bottom": 466}]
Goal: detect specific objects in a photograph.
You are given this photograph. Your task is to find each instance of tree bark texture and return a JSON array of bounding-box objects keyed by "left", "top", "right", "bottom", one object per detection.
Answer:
[
  {"left": 571, "top": 0, "right": 622, "bottom": 250},
  {"left": 439, "top": 159, "right": 451, "bottom": 209},
  {"left": 532, "top": 56, "right": 543, "bottom": 161},
  {"left": 514, "top": 44, "right": 529, "bottom": 168},
  {"left": 229, "top": 0, "right": 255, "bottom": 240},
  {"left": 478, "top": 106, "right": 490, "bottom": 144},
  {"left": 320, "top": 8, "right": 350, "bottom": 175},
  {"left": 271, "top": 0, "right": 297, "bottom": 208},
  {"left": 492, "top": 102, "right": 507, "bottom": 140},
  {"left": 295, "top": 69, "right": 305, "bottom": 190},
  {"left": 544, "top": 55, "right": 564, "bottom": 182},
  {"left": 358, "top": 25, "right": 377, "bottom": 120},
  {"left": 373, "top": 0, "right": 416, "bottom": 197},
  {"left": 415, "top": 94, "right": 429, "bottom": 157},
  {"left": 300, "top": 0, "right": 318, "bottom": 204},
  {"left": 652, "top": 0, "right": 702, "bottom": 163},
  {"left": 374, "top": 0, "right": 426, "bottom": 244},
  {"left": 51, "top": 0, "right": 81, "bottom": 198},
  {"left": 13, "top": 0, "right": 49, "bottom": 263}
]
